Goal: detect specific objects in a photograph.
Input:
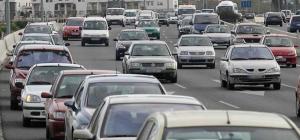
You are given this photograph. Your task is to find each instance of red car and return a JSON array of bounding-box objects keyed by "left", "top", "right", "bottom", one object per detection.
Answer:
[
  {"left": 5, "top": 45, "right": 73, "bottom": 110},
  {"left": 63, "top": 17, "right": 84, "bottom": 40},
  {"left": 261, "top": 34, "right": 298, "bottom": 67},
  {"left": 232, "top": 23, "right": 266, "bottom": 43},
  {"left": 41, "top": 70, "right": 117, "bottom": 140}
]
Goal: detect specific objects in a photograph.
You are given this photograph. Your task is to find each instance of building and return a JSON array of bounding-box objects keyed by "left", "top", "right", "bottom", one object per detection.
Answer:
[
  {"left": 0, "top": 0, "right": 16, "bottom": 21},
  {"left": 16, "top": 0, "right": 32, "bottom": 18}
]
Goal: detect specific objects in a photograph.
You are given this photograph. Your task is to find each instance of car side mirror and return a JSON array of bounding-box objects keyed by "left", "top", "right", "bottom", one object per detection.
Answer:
[
  {"left": 18, "top": 32, "right": 23, "bottom": 36},
  {"left": 73, "top": 129, "right": 95, "bottom": 140},
  {"left": 79, "top": 27, "right": 82, "bottom": 30},
  {"left": 13, "top": 44, "right": 16, "bottom": 48},
  {"left": 113, "top": 38, "right": 118, "bottom": 41},
  {"left": 65, "top": 43, "right": 70, "bottom": 46},
  {"left": 64, "top": 100, "right": 76, "bottom": 111},
  {"left": 231, "top": 30, "right": 235, "bottom": 34},
  {"left": 15, "top": 81, "right": 24, "bottom": 89},
  {"left": 41, "top": 92, "right": 53, "bottom": 98},
  {"left": 221, "top": 57, "right": 228, "bottom": 61},
  {"left": 108, "top": 26, "right": 112, "bottom": 30}
]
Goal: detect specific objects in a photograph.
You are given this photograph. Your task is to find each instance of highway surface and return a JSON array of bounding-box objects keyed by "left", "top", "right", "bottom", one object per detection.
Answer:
[{"left": 1, "top": 24, "right": 300, "bottom": 140}]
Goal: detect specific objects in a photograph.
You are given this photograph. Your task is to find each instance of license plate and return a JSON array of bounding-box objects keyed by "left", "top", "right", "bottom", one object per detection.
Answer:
[
  {"left": 91, "top": 38, "right": 99, "bottom": 41},
  {"left": 248, "top": 75, "right": 263, "bottom": 79},
  {"left": 145, "top": 68, "right": 161, "bottom": 73},
  {"left": 191, "top": 57, "right": 204, "bottom": 60},
  {"left": 71, "top": 32, "right": 79, "bottom": 35}
]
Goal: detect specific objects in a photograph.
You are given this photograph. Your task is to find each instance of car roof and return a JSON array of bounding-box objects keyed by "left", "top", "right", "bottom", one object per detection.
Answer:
[
  {"left": 121, "top": 29, "right": 146, "bottom": 32},
  {"left": 181, "top": 34, "right": 209, "bottom": 38},
  {"left": 231, "top": 44, "right": 267, "bottom": 48},
  {"left": 84, "top": 17, "right": 106, "bottom": 21},
  {"left": 60, "top": 70, "right": 117, "bottom": 75},
  {"left": 18, "top": 41, "right": 51, "bottom": 44},
  {"left": 28, "top": 22, "right": 49, "bottom": 26},
  {"left": 131, "top": 40, "right": 166, "bottom": 45},
  {"left": 194, "top": 13, "right": 218, "bottom": 16},
  {"left": 159, "top": 110, "right": 293, "bottom": 129},
  {"left": 23, "top": 33, "right": 51, "bottom": 36},
  {"left": 105, "top": 94, "right": 202, "bottom": 105},
  {"left": 18, "top": 45, "right": 69, "bottom": 52},
  {"left": 67, "top": 17, "right": 84, "bottom": 20},
  {"left": 85, "top": 74, "right": 160, "bottom": 83},
  {"left": 32, "top": 63, "right": 83, "bottom": 68}
]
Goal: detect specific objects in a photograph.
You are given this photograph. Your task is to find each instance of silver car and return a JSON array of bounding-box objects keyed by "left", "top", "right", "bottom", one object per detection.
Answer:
[
  {"left": 204, "top": 24, "right": 232, "bottom": 47},
  {"left": 122, "top": 41, "right": 177, "bottom": 83}
]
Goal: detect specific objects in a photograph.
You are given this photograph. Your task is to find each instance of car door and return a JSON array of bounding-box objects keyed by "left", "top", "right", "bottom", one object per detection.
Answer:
[{"left": 220, "top": 47, "right": 231, "bottom": 79}]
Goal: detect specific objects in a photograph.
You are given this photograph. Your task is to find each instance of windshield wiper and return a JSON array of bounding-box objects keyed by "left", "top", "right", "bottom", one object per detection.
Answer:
[
  {"left": 231, "top": 58, "right": 249, "bottom": 60},
  {"left": 29, "top": 81, "right": 51, "bottom": 85},
  {"left": 56, "top": 95, "right": 73, "bottom": 98},
  {"left": 248, "top": 57, "right": 272, "bottom": 60},
  {"left": 106, "top": 135, "right": 136, "bottom": 137}
]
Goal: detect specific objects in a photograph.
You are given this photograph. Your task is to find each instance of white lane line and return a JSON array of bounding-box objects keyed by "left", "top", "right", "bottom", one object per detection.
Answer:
[
  {"left": 218, "top": 101, "right": 240, "bottom": 109},
  {"left": 297, "top": 64, "right": 300, "bottom": 67},
  {"left": 175, "top": 83, "right": 187, "bottom": 89},
  {"left": 281, "top": 83, "right": 296, "bottom": 89}
]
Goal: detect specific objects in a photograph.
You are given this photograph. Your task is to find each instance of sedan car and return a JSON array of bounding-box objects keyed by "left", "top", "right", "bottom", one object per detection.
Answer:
[
  {"left": 204, "top": 24, "right": 232, "bottom": 47},
  {"left": 72, "top": 95, "right": 206, "bottom": 140},
  {"left": 137, "top": 110, "right": 300, "bottom": 140},
  {"left": 21, "top": 33, "right": 55, "bottom": 44},
  {"left": 136, "top": 19, "right": 160, "bottom": 40},
  {"left": 5, "top": 45, "right": 74, "bottom": 110},
  {"left": 20, "top": 63, "right": 84, "bottom": 127},
  {"left": 114, "top": 29, "right": 149, "bottom": 60},
  {"left": 178, "top": 16, "right": 192, "bottom": 38},
  {"left": 288, "top": 15, "right": 300, "bottom": 32},
  {"left": 158, "top": 13, "right": 169, "bottom": 26},
  {"left": 261, "top": 34, "right": 297, "bottom": 67},
  {"left": 64, "top": 74, "right": 166, "bottom": 140},
  {"left": 122, "top": 41, "right": 177, "bottom": 83},
  {"left": 22, "top": 22, "right": 55, "bottom": 35},
  {"left": 41, "top": 70, "right": 116, "bottom": 140},
  {"left": 231, "top": 23, "right": 267, "bottom": 43},
  {"left": 175, "top": 35, "right": 215, "bottom": 69},
  {"left": 265, "top": 12, "right": 284, "bottom": 27},
  {"left": 63, "top": 17, "right": 84, "bottom": 40},
  {"left": 220, "top": 44, "right": 281, "bottom": 90}
]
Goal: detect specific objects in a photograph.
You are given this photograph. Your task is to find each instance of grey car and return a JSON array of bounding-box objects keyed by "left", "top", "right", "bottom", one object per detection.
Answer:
[
  {"left": 178, "top": 16, "right": 193, "bottom": 38},
  {"left": 203, "top": 24, "right": 232, "bottom": 47},
  {"left": 122, "top": 41, "right": 178, "bottom": 83}
]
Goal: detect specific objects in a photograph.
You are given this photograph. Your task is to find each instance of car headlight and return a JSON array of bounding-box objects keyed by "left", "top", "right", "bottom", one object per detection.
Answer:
[
  {"left": 233, "top": 68, "right": 247, "bottom": 73},
  {"left": 130, "top": 62, "right": 140, "bottom": 69},
  {"left": 25, "top": 94, "right": 41, "bottom": 103},
  {"left": 180, "top": 51, "right": 189, "bottom": 55},
  {"left": 206, "top": 51, "right": 214, "bottom": 55},
  {"left": 266, "top": 67, "right": 280, "bottom": 73},
  {"left": 165, "top": 62, "right": 176, "bottom": 69},
  {"left": 53, "top": 112, "right": 65, "bottom": 119}
]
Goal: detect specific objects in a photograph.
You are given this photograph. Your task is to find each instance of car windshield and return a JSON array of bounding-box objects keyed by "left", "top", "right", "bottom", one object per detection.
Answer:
[
  {"left": 54, "top": 75, "right": 87, "bottom": 98},
  {"left": 178, "top": 9, "right": 195, "bottom": 15},
  {"left": 194, "top": 14, "right": 219, "bottom": 24},
  {"left": 236, "top": 25, "right": 265, "bottom": 34},
  {"left": 131, "top": 44, "right": 170, "bottom": 56},
  {"left": 107, "top": 9, "right": 124, "bottom": 15},
  {"left": 264, "top": 37, "right": 293, "bottom": 47},
  {"left": 86, "top": 82, "right": 163, "bottom": 108},
  {"left": 119, "top": 31, "right": 148, "bottom": 41},
  {"left": 66, "top": 19, "right": 83, "bottom": 26},
  {"left": 125, "top": 12, "right": 136, "bottom": 17},
  {"left": 206, "top": 26, "right": 229, "bottom": 33},
  {"left": 27, "top": 66, "right": 82, "bottom": 85},
  {"left": 16, "top": 50, "right": 72, "bottom": 69},
  {"left": 83, "top": 21, "right": 107, "bottom": 30},
  {"left": 202, "top": 9, "right": 214, "bottom": 13},
  {"left": 22, "top": 35, "right": 52, "bottom": 42},
  {"left": 137, "top": 20, "right": 158, "bottom": 27},
  {"left": 230, "top": 47, "right": 274, "bottom": 60},
  {"left": 24, "top": 25, "right": 52, "bottom": 34},
  {"left": 102, "top": 103, "right": 203, "bottom": 137},
  {"left": 164, "top": 127, "right": 299, "bottom": 140},
  {"left": 179, "top": 36, "right": 212, "bottom": 46},
  {"left": 51, "top": 34, "right": 65, "bottom": 45}
]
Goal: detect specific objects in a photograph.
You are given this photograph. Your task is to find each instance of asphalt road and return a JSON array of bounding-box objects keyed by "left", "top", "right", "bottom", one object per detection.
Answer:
[{"left": 1, "top": 24, "right": 300, "bottom": 140}]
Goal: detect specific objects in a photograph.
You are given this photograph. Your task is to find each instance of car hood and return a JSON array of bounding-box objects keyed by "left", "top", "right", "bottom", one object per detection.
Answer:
[
  {"left": 236, "top": 34, "right": 263, "bottom": 39},
  {"left": 205, "top": 33, "right": 231, "bottom": 38},
  {"left": 106, "top": 15, "right": 124, "bottom": 20},
  {"left": 100, "top": 137, "right": 136, "bottom": 140},
  {"left": 178, "top": 46, "right": 214, "bottom": 52},
  {"left": 53, "top": 98, "right": 70, "bottom": 111},
  {"left": 231, "top": 60, "right": 277, "bottom": 69},
  {"left": 129, "top": 56, "right": 174, "bottom": 63},
  {"left": 269, "top": 47, "right": 295, "bottom": 56}
]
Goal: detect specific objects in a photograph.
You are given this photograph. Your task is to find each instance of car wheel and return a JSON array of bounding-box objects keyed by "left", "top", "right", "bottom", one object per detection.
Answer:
[
  {"left": 264, "top": 84, "right": 271, "bottom": 88},
  {"left": 220, "top": 73, "right": 227, "bottom": 88},
  {"left": 10, "top": 97, "right": 18, "bottom": 110},
  {"left": 177, "top": 62, "right": 182, "bottom": 69},
  {"left": 226, "top": 74, "right": 234, "bottom": 90},
  {"left": 292, "top": 64, "right": 297, "bottom": 68},
  {"left": 273, "top": 82, "right": 281, "bottom": 90},
  {"left": 157, "top": 36, "right": 160, "bottom": 40},
  {"left": 105, "top": 41, "right": 109, "bottom": 47},
  {"left": 170, "top": 74, "right": 177, "bottom": 83},
  {"left": 280, "top": 23, "right": 283, "bottom": 27},
  {"left": 116, "top": 51, "right": 121, "bottom": 60},
  {"left": 81, "top": 41, "right": 85, "bottom": 46},
  {"left": 22, "top": 116, "right": 31, "bottom": 127},
  {"left": 265, "top": 24, "right": 268, "bottom": 27},
  {"left": 63, "top": 37, "right": 68, "bottom": 41}
]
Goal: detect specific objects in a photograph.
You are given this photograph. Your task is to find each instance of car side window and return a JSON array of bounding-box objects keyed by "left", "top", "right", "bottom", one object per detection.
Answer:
[
  {"left": 90, "top": 101, "right": 105, "bottom": 133},
  {"left": 138, "top": 121, "right": 154, "bottom": 140}
]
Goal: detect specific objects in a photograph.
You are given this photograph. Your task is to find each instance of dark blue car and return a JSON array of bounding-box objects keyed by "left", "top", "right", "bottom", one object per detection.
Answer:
[
  {"left": 288, "top": 15, "right": 300, "bottom": 32},
  {"left": 191, "top": 13, "right": 220, "bottom": 34}
]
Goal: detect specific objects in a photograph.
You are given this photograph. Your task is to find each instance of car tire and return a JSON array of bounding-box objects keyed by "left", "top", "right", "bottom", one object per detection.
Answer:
[
  {"left": 280, "top": 23, "right": 283, "bottom": 27},
  {"left": 10, "top": 97, "right": 18, "bottom": 110},
  {"left": 170, "top": 74, "right": 177, "bottom": 83},
  {"left": 81, "top": 41, "right": 85, "bottom": 46},
  {"left": 264, "top": 84, "right": 271, "bottom": 88},
  {"left": 265, "top": 24, "right": 268, "bottom": 27},
  {"left": 22, "top": 116, "right": 31, "bottom": 127},
  {"left": 105, "top": 42, "right": 109, "bottom": 47},
  {"left": 116, "top": 51, "right": 121, "bottom": 60},
  {"left": 292, "top": 64, "right": 297, "bottom": 68},
  {"left": 273, "top": 82, "right": 281, "bottom": 90},
  {"left": 157, "top": 36, "right": 160, "bottom": 40},
  {"left": 220, "top": 75, "right": 227, "bottom": 88},
  {"left": 63, "top": 37, "right": 68, "bottom": 41},
  {"left": 177, "top": 62, "right": 182, "bottom": 69},
  {"left": 226, "top": 74, "right": 234, "bottom": 90}
]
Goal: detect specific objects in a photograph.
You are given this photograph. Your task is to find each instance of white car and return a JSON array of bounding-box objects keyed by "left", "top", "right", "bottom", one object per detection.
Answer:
[
  {"left": 175, "top": 34, "right": 216, "bottom": 69},
  {"left": 72, "top": 95, "right": 206, "bottom": 140},
  {"left": 125, "top": 9, "right": 138, "bottom": 25},
  {"left": 106, "top": 8, "right": 126, "bottom": 27},
  {"left": 220, "top": 44, "right": 281, "bottom": 90},
  {"left": 203, "top": 24, "right": 232, "bottom": 47},
  {"left": 80, "top": 17, "right": 111, "bottom": 46},
  {"left": 20, "top": 63, "right": 84, "bottom": 127}
]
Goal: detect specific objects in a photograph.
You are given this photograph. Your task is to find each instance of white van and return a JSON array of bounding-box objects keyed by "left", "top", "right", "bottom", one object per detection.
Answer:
[
  {"left": 80, "top": 17, "right": 111, "bottom": 46},
  {"left": 125, "top": 9, "right": 139, "bottom": 25},
  {"left": 106, "top": 8, "right": 126, "bottom": 27}
]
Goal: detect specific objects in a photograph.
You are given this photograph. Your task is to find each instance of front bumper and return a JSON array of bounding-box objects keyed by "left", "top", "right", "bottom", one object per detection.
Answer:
[
  {"left": 229, "top": 74, "right": 281, "bottom": 85},
  {"left": 128, "top": 69, "right": 176, "bottom": 79},
  {"left": 23, "top": 102, "right": 46, "bottom": 119},
  {"left": 178, "top": 55, "right": 215, "bottom": 65},
  {"left": 48, "top": 119, "right": 65, "bottom": 138},
  {"left": 63, "top": 30, "right": 81, "bottom": 38},
  {"left": 82, "top": 37, "right": 109, "bottom": 44}
]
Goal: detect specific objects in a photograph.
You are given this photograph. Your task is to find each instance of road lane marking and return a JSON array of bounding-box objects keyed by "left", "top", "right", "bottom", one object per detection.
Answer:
[
  {"left": 218, "top": 101, "right": 240, "bottom": 109},
  {"left": 238, "top": 90, "right": 265, "bottom": 96},
  {"left": 175, "top": 83, "right": 187, "bottom": 89},
  {"left": 281, "top": 83, "right": 296, "bottom": 89}
]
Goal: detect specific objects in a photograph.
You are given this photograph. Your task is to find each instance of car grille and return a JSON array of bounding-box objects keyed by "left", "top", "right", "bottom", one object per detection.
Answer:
[
  {"left": 233, "top": 75, "right": 279, "bottom": 82},
  {"left": 243, "top": 38, "right": 261, "bottom": 43},
  {"left": 142, "top": 63, "right": 164, "bottom": 67},
  {"left": 246, "top": 69, "right": 266, "bottom": 72},
  {"left": 189, "top": 52, "right": 205, "bottom": 55}
]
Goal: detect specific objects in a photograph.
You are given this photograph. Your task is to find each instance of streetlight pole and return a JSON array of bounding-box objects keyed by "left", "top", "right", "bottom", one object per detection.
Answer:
[{"left": 5, "top": 0, "right": 11, "bottom": 34}]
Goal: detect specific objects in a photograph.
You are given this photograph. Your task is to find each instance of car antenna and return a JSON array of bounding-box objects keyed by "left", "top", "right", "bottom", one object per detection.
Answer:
[{"left": 226, "top": 111, "right": 231, "bottom": 124}]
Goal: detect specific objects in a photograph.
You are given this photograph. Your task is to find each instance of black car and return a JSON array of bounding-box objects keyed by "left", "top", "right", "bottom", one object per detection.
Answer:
[
  {"left": 158, "top": 13, "right": 169, "bottom": 26},
  {"left": 244, "top": 13, "right": 255, "bottom": 19},
  {"left": 265, "top": 12, "right": 284, "bottom": 27},
  {"left": 178, "top": 17, "right": 192, "bottom": 38}
]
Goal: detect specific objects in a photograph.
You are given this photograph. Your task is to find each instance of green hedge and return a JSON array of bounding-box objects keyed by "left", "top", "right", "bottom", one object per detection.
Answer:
[{"left": 0, "top": 21, "right": 28, "bottom": 34}]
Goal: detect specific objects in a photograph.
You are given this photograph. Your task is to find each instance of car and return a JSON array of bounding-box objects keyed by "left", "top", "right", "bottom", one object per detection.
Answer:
[
  {"left": 175, "top": 34, "right": 215, "bottom": 69},
  {"left": 191, "top": 13, "right": 220, "bottom": 34},
  {"left": 158, "top": 13, "right": 169, "bottom": 26},
  {"left": 219, "top": 44, "right": 281, "bottom": 90},
  {"left": 5, "top": 45, "right": 74, "bottom": 110},
  {"left": 261, "top": 34, "right": 298, "bottom": 67},
  {"left": 201, "top": 9, "right": 215, "bottom": 13},
  {"left": 125, "top": 9, "right": 138, "bottom": 25},
  {"left": 63, "top": 17, "right": 84, "bottom": 40},
  {"left": 122, "top": 41, "right": 177, "bottom": 83},
  {"left": 22, "top": 22, "right": 56, "bottom": 35},
  {"left": 8, "top": 40, "right": 52, "bottom": 58},
  {"left": 203, "top": 24, "right": 232, "bottom": 47},
  {"left": 136, "top": 19, "right": 160, "bottom": 40},
  {"left": 244, "top": 12, "right": 255, "bottom": 19},
  {"left": 281, "top": 10, "right": 292, "bottom": 21},
  {"left": 231, "top": 23, "right": 267, "bottom": 43},
  {"left": 288, "top": 15, "right": 300, "bottom": 32},
  {"left": 51, "top": 33, "right": 70, "bottom": 46},
  {"left": 80, "top": 17, "right": 111, "bottom": 46},
  {"left": 20, "top": 33, "right": 55, "bottom": 44},
  {"left": 41, "top": 70, "right": 117, "bottom": 140},
  {"left": 137, "top": 110, "right": 300, "bottom": 140},
  {"left": 168, "top": 16, "right": 178, "bottom": 24},
  {"left": 64, "top": 74, "right": 167, "bottom": 140},
  {"left": 178, "top": 16, "right": 193, "bottom": 38},
  {"left": 20, "top": 63, "right": 85, "bottom": 127},
  {"left": 264, "top": 12, "right": 284, "bottom": 27},
  {"left": 106, "top": 8, "right": 126, "bottom": 27},
  {"left": 114, "top": 29, "right": 149, "bottom": 60},
  {"left": 177, "top": 14, "right": 192, "bottom": 28},
  {"left": 72, "top": 94, "right": 206, "bottom": 140}
]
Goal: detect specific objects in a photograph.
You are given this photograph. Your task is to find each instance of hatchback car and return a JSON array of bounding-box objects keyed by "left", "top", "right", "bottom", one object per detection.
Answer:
[
  {"left": 220, "top": 44, "right": 281, "bottom": 90},
  {"left": 63, "top": 17, "right": 84, "bottom": 40},
  {"left": 5, "top": 45, "right": 73, "bottom": 110},
  {"left": 288, "top": 15, "right": 300, "bottom": 32},
  {"left": 114, "top": 29, "right": 149, "bottom": 60},
  {"left": 20, "top": 63, "right": 84, "bottom": 127},
  {"left": 175, "top": 34, "right": 215, "bottom": 69},
  {"left": 72, "top": 95, "right": 206, "bottom": 140},
  {"left": 136, "top": 19, "right": 161, "bottom": 40},
  {"left": 204, "top": 24, "right": 232, "bottom": 47},
  {"left": 122, "top": 41, "right": 177, "bottom": 82},
  {"left": 41, "top": 70, "right": 116, "bottom": 140},
  {"left": 265, "top": 12, "right": 284, "bottom": 27},
  {"left": 261, "top": 34, "right": 298, "bottom": 67},
  {"left": 64, "top": 74, "right": 166, "bottom": 140},
  {"left": 231, "top": 23, "right": 267, "bottom": 43},
  {"left": 21, "top": 33, "right": 55, "bottom": 44},
  {"left": 137, "top": 110, "right": 300, "bottom": 140},
  {"left": 22, "top": 22, "right": 55, "bottom": 35}
]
